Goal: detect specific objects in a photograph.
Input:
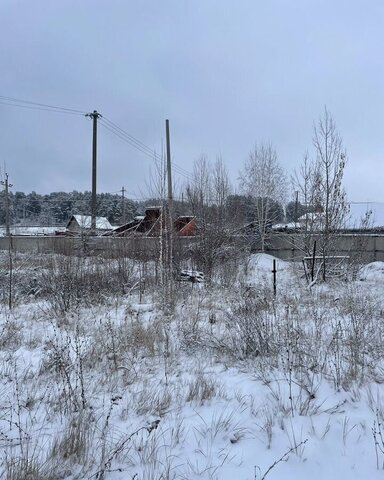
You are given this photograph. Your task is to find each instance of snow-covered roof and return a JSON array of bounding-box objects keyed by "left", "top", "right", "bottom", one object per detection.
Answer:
[
  {"left": 346, "top": 203, "right": 384, "bottom": 229},
  {"left": 272, "top": 222, "right": 300, "bottom": 231},
  {"left": 69, "top": 215, "right": 113, "bottom": 230},
  {"left": 298, "top": 212, "right": 324, "bottom": 223},
  {"left": 296, "top": 204, "right": 384, "bottom": 230},
  {"left": 0, "top": 226, "right": 66, "bottom": 237}
]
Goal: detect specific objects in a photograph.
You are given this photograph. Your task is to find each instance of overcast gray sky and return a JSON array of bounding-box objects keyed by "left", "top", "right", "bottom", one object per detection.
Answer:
[{"left": 1, "top": 0, "right": 384, "bottom": 203}]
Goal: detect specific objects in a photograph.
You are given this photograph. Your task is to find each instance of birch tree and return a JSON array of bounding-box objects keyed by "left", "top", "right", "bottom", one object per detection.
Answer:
[
  {"left": 313, "top": 108, "right": 348, "bottom": 233},
  {"left": 239, "top": 143, "right": 287, "bottom": 251},
  {"left": 293, "top": 108, "right": 349, "bottom": 280},
  {"left": 185, "top": 155, "right": 234, "bottom": 280}
]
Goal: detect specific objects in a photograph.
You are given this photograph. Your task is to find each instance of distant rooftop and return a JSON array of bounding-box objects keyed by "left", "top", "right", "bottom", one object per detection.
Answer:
[
  {"left": 68, "top": 215, "right": 113, "bottom": 230},
  {"left": 346, "top": 203, "right": 384, "bottom": 229},
  {"left": 298, "top": 203, "right": 384, "bottom": 229}
]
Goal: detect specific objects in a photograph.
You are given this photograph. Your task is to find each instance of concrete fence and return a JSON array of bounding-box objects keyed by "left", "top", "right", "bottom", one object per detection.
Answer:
[
  {"left": 267, "top": 233, "right": 384, "bottom": 263},
  {"left": 0, "top": 233, "right": 384, "bottom": 263},
  {"left": 0, "top": 235, "right": 199, "bottom": 259}
]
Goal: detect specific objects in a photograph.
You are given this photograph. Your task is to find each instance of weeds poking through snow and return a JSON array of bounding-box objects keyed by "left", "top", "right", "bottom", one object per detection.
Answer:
[
  {"left": 372, "top": 410, "right": 384, "bottom": 470},
  {"left": 186, "top": 374, "right": 218, "bottom": 405},
  {"left": 255, "top": 438, "right": 308, "bottom": 480},
  {"left": 1, "top": 252, "right": 384, "bottom": 478}
]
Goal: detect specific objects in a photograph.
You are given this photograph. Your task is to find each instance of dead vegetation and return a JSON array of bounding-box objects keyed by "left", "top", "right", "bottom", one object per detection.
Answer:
[{"left": 0, "top": 250, "right": 383, "bottom": 478}]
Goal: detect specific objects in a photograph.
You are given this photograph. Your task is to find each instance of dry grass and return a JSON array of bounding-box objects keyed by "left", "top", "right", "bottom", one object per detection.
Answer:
[{"left": 1, "top": 252, "right": 384, "bottom": 477}]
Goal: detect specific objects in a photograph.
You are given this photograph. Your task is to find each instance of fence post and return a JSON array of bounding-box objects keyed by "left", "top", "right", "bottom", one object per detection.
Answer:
[{"left": 272, "top": 259, "right": 277, "bottom": 296}]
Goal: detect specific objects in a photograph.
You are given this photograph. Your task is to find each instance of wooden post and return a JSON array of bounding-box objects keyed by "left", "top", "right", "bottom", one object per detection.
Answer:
[
  {"left": 272, "top": 259, "right": 277, "bottom": 296},
  {"left": 311, "top": 240, "right": 317, "bottom": 282}
]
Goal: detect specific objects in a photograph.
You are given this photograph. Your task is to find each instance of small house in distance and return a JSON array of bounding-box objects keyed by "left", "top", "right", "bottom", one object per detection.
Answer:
[
  {"left": 110, "top": 206, "right": 198, "bottom": 237},
  {"left": 66, "top": 215, "right": 113, "bottom": 235}
]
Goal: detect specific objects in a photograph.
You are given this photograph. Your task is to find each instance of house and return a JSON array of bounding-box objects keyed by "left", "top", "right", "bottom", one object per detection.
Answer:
[
  {"left": 174, "top": 215, "right": 198, "bottom": 236},
  {"left": 110, "top": 207, "right": 198, "bottom": 237},
  {"left": 297, "top": 212, "right": 325, "bottom": 230},
  {"left": 66, "top": 215, "right": 113, "bottom": 234},
  {"left": 282, "top": 204, "right": 384, "bottom": 232}
]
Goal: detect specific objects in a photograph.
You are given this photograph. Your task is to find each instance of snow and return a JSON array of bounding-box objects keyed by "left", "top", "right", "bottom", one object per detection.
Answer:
[
  {"left": 0, "top": 225, "right": 66, "bottom": 236},
  {"left": 71, "top": 214, "right": 113, "bottom": 230},
  {"left": 244, "top": 253, "right": 294, "bottom": 288},
  {"left": 358, "top": 261, "right": 384, "bottom": 281},
  {"left": 1, "top": 252, "right": 384, "bottom": 479},
  {"left": 348, "top": 202, "right": 384, "bottom": 229}
]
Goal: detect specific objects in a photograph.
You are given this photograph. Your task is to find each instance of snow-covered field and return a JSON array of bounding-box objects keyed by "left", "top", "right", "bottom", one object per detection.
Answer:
[{"left": 1, "top": 251, "right": 384, "bottom": 479}]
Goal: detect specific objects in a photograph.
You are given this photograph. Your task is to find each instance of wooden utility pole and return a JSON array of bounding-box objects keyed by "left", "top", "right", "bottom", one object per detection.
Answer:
[
  {"left": 121, "top": 186, "right": 126, "bottom": 224},
  {"left": 85, "top": 110, "right": 102, "bottom": 233},
  {"left": 1, "top": 173, "right": 13, "bottom": 309},
  {"left": 166, "top": 120, "right": 173, "bottom": 217},
  {"left": 1, "top": 173, "right": 13, "bottom": 237},
  {"left": 165, "top": 119, "right": 173, "bottom": 298}
]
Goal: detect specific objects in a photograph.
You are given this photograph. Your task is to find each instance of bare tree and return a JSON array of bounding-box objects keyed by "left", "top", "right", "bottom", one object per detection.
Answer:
[
  {"left": 212, "top": 156, "right": 232, "bottom": 229},
  {"left": 184, "top": 155, "right": 237, "bottom": 281},
  {"left": 293, "top": 108, "right": 349, "bottom": 280},
  {"left": 239, "top": 143, "right": 287, "bottom": 251},
  {"left": 292, "top": 152, "right": 321, "bottom": 253},
  {"left": 313, "top": 108, "right": 348, "bottom": 233},
  {"left": 185, "top": 155, "right": 212, "bottom": 223}
]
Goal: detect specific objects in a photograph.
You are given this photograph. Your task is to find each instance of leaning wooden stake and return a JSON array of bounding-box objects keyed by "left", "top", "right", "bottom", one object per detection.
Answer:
[
  {"left": 272, "top": 259, "right": 277, "bottom": 296},
  {"left": 311, "top": 240, "right": 317, "bottom": 283}
]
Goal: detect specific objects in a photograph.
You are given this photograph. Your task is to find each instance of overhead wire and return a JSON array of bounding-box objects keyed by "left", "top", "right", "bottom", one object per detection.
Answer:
[
  {"left": 100, "top": 116, "right": 193, "bottom": 181},
  {"left": 0, "top": 101, "right": 86, "bottom": 116},
  {"left": 102, "top": 116, "right": 161, "bottom": 157},
  {"left": 0, "top": 95, "right": 86, "bottom": 115},
  {"left": 99, "top": 120, "right": 193, "bottom": 182},
  {"left": 99, "top": 121, "right": 161, "bottom": 162},
  {"left": 102, "top": 117, "right": 192, "bottom": 176},
  {"left": 100, "top": 117, "right": 191, "bottom": 178},
  {"left": 1, "top": 94, "right": 194, "bottom": 182}
]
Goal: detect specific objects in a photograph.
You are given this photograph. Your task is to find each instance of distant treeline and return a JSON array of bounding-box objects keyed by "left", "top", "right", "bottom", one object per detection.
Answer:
[
  {"left": 0, "top": 189, "right": 300, "bottom": 228},
  {"left": 0, "top": 190, "right": 149, "bottom": 226}
]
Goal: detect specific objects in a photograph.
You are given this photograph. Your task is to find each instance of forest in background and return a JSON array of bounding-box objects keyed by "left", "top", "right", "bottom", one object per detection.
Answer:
[{"left": 0, "top": 189, "right": 288, "bottom": 229}]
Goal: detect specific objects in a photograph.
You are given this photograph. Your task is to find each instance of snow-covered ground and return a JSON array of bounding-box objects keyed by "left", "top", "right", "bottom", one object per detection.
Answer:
[
  {"left": 1, "top": 252, "right": 384, "bottom": 479},
  {"left": 0, "top": 225, "right": 66, "bottom": 236}
]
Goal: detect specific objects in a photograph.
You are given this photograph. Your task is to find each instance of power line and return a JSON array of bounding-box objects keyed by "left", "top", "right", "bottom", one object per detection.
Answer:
[
  {"left": 100, "top": 116, "right": 193, "bottom": 180},
  {"left": 99, "top": 121, "right": 159, "bottom": 161},
  {"left": 0, "top": 95, "right": 86, "bottom": 114},
  {"left": 0, "top": 101, "right": 86, "bottom": 116},
  {"left": 103, "top": 116, "right": 192, "bottom": 176},
  {"left": 100, "top": 120, "right": 193, "bottom": 181},
  {"left": 102, "top": 116, "right": 161, "bottom": 157},
  {"left": 1, "top": 94, "right": 194, "bottom": 181}
]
